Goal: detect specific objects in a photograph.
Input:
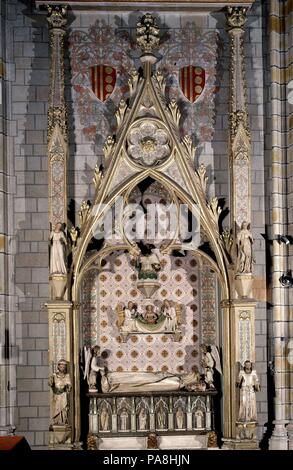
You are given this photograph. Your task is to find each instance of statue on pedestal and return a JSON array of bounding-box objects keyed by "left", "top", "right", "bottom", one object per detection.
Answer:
[
  {"left": 120, "top": 408, "right": 129, "bottom": 431},
  {"left": 138, "top": 407, "right": 148, "bottom": 430},
  {"left": 157, "top": 403, "right": 167, "bottom": 429},
  {"left": 236, "top": 221, "right": 253, "bottom": 274},
  {"left": 175, "top": 406, "right": 185, "bottom": 429},
  {"left": 50, "top": 222, "right": 67, "bottom": 275},
  {"left": 100, "top": 405, "right": 110, "bottom": 431},
  {"left": 136, "top": 244, "right": 161, "bottom": 280},
  {"left": 49, "top": 359, "right": 71, "bottom": 426},
  {"left": 237, "top": 360, "right": 260, "bottom": 422}
]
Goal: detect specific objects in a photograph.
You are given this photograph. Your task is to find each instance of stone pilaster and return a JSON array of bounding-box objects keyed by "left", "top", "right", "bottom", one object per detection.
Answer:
[
  {"left": 47, "top": 5, "right": 68, "bottom": 228},
  {"left": 226, "top": 6, "right": 251, "bottom": 232},
  {"left": 224, "top": 7, "right": 259, "bottom": 449},
  {"left": 0, "top": 0, "right": 17, "bottom": 437},
  {"left": 47, "top": 300, "right": 73, "bottom": 448},
  {"left": 268, "top": 0, "right": 291, "bottom": 450}
]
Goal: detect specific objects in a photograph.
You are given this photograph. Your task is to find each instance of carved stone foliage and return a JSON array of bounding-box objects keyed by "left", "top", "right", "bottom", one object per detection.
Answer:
[
  {"left": 47, "top": 5, "right": 67, "bottom": 30},
  {"left": 226, "top": 6, "right": 248, "bottom": 29},
  {"left": 136, "top": 14, "right": 160, "bottom": 53},
  {"left": 49, "top": 134, "right": 66, "bottom": 226},
  {"left": 48, "top": 105, "right": 68, "bottom": 143}
]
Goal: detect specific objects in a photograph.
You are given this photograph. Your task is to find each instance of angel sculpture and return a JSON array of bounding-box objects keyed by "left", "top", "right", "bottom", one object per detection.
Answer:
[
  {"left": 200, "top": 344, "right": 222, "bottom": 390},
  {"left": 84, "top": 345, "right": 105, "bottom": 392}
]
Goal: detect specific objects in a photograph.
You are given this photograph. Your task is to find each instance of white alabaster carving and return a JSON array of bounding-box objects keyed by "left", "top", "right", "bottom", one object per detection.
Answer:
[
  {"left": 49, "top": 359, "right": 71, "bottom": 426},
  {"left": 128, "top": 121, "right": 170, "bottom": 166},
  {"left": 50, "top": 223, "right": 67, "bottom": 274},
  {"left": 101, "top": 370, "right": 201, "bottom": 393},
  {"left": 237, "top": 360, "right": 260, "bottom": 422},
  {"left": 236, "top": 221, "right": 253, "bottom": 274}
]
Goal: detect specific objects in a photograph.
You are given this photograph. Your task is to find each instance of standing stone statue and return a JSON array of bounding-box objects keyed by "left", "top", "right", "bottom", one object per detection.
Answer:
[
  {"left": 200, "top": 344, "right": 222, "bottom": 390},
  {"left": 236, "top": 221, "right": 253, "bottom": 274},
  {"left": 120, "top": 408, "right": 129, "bottom": 431},
  {"left": 100, "top": 405, "right": 110, "bottom": 431},
  {"left": 49, "top": 359, "right": 71, "bottom": 426},
  {"left": 138, "top": 407, "right": 147, "bottom": 430},
  {"left": 157, "top": 403, "right": 166, "bottom": 429},
  {"left": 175, "top": 406, "right": 184, "bottom": 429},
  {"left": 137, "top": 244, "right": 161, "bottom": 280},
  {"left": 50, "top": 222, "right": 67, "bottom": 274},
  {"left": 237, "top": 360, "right": 260, "bottom": 422},
  {"left": 84, "top": 345, "right": 105, "bottom": 392}
]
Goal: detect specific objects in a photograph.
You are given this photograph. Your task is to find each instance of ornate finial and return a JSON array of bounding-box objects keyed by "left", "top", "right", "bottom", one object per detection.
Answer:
[
  {"left": 136, "top": 14, "right": 160, "bottom": 54},
  {"left": 47, "top": 5, "right": 68, "bottom": 29},
  {"left": 226, "top": 7, "right": 248, "bottom": 29}
]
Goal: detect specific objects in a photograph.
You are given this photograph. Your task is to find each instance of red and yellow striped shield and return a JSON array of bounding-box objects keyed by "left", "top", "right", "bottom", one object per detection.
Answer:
[
  {"left": 90, "top": 65, "right": 116, "bottom": 102},
  {"left": 179, "top": 66, "right": 205, "bottom": 103}
]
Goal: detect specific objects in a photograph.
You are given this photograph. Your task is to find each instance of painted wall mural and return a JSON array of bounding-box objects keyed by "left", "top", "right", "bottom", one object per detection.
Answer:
[{"left": 69, "top": 17, "right": 219, "bottom": 147}]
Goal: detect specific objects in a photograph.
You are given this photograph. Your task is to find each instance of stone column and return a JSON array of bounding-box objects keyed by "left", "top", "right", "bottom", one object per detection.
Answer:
[
  {"left": 226, "top": 6, "right": 251, "bottom": 231},
  {"left": 268, "top": 0, "right": 290, "bottom": 450},
  {"left": 0, "top": 0, "right": 17, "bottom": 437},
  {"left": 46, "top": 5, "right": 73, "bottom": 449},
  {"left": 223, "top": 7, "right": 258, "bottom": 449},
  {"left": 47, "top": 5, "right": 68, "bottom": 228}
]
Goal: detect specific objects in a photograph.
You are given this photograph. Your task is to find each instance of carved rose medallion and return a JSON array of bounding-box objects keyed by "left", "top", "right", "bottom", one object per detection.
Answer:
[{"left": 128, "top": 121, "right": 170, "bottom": 166}]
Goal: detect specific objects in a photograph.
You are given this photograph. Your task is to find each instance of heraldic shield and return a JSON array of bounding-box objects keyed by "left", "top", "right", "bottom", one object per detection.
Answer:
[
  {"left": 179, "top": 65, "right": 205, "bottom": 103},
  {"left": 90, "top": 65, "right": 116, "bottom": 102}
]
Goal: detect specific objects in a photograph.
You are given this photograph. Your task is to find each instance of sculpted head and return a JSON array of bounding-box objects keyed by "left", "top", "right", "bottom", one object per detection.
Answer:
[
  {"left": 57, "top": 359, "right": 67, "bottom": 373},
  {"left": 54, "top": 222, "right": 63, "bottom": 232},
  {"left": 244, "top": 360, "right": 252, "bottom": 373},
  {"left": 92, "top": 345, "right": 100, "bottom": 356}
]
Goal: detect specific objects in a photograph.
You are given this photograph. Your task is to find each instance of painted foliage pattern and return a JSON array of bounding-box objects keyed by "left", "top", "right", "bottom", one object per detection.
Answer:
[{"left": 69, "top": 17, "right": 219, "bottom": 146}]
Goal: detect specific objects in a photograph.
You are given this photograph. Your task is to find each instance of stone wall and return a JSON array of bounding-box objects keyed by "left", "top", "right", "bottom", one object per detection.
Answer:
[{"left": 1, "top": 0, "right": 269, "bottom": 447}]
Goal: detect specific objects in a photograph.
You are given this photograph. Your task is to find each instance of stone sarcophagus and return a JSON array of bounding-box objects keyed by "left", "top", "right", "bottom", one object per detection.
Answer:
[{"left": 88, "top": 390, "right": 216, "bottom": 450}]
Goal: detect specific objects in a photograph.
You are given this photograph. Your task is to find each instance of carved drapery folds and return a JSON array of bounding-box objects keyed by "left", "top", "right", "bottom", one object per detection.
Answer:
[
  {"left": 47, "top": 5, "right": 68, "bottom": 228},
  {"left": 226, "top": 7, "right": 251, "bottom": 232}
]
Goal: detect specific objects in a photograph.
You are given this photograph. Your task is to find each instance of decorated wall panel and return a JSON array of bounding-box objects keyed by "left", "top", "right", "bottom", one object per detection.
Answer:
[
  {"left": 82, "top": 251, "right": 218, "bottom": 374},
  {"left": 69, "top": 16, "right": 219, "bottom": 146}
]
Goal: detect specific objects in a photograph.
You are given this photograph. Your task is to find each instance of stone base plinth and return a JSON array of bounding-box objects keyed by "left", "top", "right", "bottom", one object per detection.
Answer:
[{"left": 222, "top": 438, "right": 259, "bottom": 450}]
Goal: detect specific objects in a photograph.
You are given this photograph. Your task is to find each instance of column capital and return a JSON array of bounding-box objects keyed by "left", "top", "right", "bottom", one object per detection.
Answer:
[
  {"left": 226, "top": 6, "right": 249, "bottom": 30},
  {"left": 47, "top": 5, "right": 68, "bottom": 30}
]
